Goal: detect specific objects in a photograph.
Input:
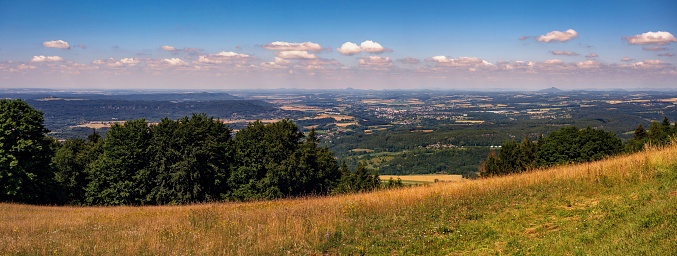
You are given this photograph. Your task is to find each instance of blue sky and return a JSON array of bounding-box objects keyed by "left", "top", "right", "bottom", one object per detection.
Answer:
[{"left": 1, "top": 0, "right": 676, "bottom": 90}]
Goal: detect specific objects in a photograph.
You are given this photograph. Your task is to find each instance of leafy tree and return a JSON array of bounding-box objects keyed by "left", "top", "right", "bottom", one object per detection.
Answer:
[
  {"left": 536, "top": 126, "right": 621, "bottom": 167},
  {"left": 53, "top": 138, "right": 88, "bottom": 204},
  {"left": 146, "top": 114, "right": 234, "bottom": 205},
  {"left": 85, "top": 119, "right": 153, "bottom": 205},
  {"left": 229, "top": 120, "right": 339, "bottom": 200},
  {"left": 0, "top": 99, "right": 58, "bottom": 204}
]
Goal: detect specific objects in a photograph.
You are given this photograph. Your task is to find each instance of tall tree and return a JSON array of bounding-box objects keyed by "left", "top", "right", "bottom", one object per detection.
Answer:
[
  {"left": 53, "top": 138, "right": 88, "bottom": 204},
  {"left": 85, "top": 119, "right": 152, "bottom": 205},
  {"left": 0, "top": 99, "right": 58, "bottom": 204}
]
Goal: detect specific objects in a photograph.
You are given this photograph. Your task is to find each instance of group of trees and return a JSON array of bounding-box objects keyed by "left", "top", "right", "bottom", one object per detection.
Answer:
[
  {"left": 626, "top": 117, "right": 677, "bottom": 152},
  {"left": 481, "top": 117, "right": 677, "bottom": 177},
  {"left": 481, "top": 126, "right": 624, "bottom": 176},
  {"left": 1, "top": 99, "right": 380, "bottom": 205}
]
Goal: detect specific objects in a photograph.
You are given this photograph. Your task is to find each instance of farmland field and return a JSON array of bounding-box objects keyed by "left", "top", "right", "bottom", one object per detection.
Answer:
[{"left": 380, "top": 174, "right": 463, "bottom": 184}]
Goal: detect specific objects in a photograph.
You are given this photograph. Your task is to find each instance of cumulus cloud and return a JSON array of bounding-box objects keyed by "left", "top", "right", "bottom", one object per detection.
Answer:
[
  {"left": 585, "top": 53, "right": 599, "bottom": 58},
  {"left": 17, "top": 64, "right": 36, "bottom": 70},
  {"left": 263, "top": 41, "right": 322, "bottom": 52},
  {"left": 624, "top": 31, "right": 677, "bottom": 45},
  {"left": 397, "top": 57, "right": 421, "bottom": 64},
  {"left": 275, "top": 50, "right": 317, "bottom": 59},
  {"left": 431, "top": 56, "right": 495, "bottom": 68},
  {"left": 358, "top": 56, "right": 392, "bottom": 67},
  {"left": 336, "top": 40, "right": 390, "bottom": 55},
  {"left": 120, "top": 58, "right": 139, "bottom": 65},
  {"left": 163, "top": 58, "right": 187, "bottom": 66},
  {"left": 537, "top": 29, "right": 578, "bottom": 43},
  {"left": 198, "top": 51, "right": 252, "bottom": 64},
  {"left": 260, "top": 57, "right": 292, "bottom": 69},
  {"left": 30, "top": 55, "right": 64, "bottom": 62},
  {"left": 161, "top": 45, "right": 178, "bottom": 51},
  {"left": 543, "top": 59, "right": 564, "bottom": 65},
  {"left": 550, "top": 50, "right": 579, "bottom": 56},
  {"left": 642, "top": 46, "right": 669, "bottom": 51},
  {"left": 360, "top": 40, "right": 386, "bottom": 53},
  {"left": 93, "top": 57, "right": 140, "bottom": 67},
  {"left": 43, "top": 40, "right": 70, "bottom": 49},
  {"left": 337, "top": 42, "right": 361, "bottom": 55},
  {"left": 629, "top": 59, "right": 669, "bottom": 69},
  {"left": 576, "top": 60, "right": 600, "bottom": 69},
  {"left": 621, "top": 57, "right": 635, "bottom": 62}
]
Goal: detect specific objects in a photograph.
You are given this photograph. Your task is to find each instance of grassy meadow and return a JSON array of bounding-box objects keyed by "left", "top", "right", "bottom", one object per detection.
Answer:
[{"left": 2, "top": 143, "right": 677, "bottom": 255}]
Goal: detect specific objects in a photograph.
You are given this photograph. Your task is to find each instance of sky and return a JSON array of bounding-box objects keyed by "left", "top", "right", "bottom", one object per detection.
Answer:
[{"left": 1, "top": 0, "right": 676, "bottom": 90}]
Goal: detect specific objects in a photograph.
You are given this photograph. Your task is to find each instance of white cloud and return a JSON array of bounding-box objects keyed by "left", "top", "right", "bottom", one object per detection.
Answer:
[
  {"left": 537, "top": 29, "right": 578, "bottom": 43},
  {"left": 658, "top": 52, "right": 675, "bottom": 57},
  {"left": 631, "top": 59, "right": 666, "bottom": 68},
  {"left": 93, "top": 58, "right": 122, "bottom": 67},
  {"left": 550, "top": 50, "right": 579, "bottom": 56},
  {"left": 624, "top": 31, "right": 677, "bottom": 45},
  {"left": 92, "top": 57, "right": 140, "bottom": 67},
  {"left": 43, "top": 40, "right": 70, "bottom": 49},
  {"left": 431, "top": 56, "right": 494, "bottom": 68},
  {"left": 263, "top": 41, "right": 322, "bottom": 51},
  {"left": 30, "top": 55, "right": 64, "bottom": 62},
  {"left": 198, "top": 51, "right": 252, "bottom": 64},
  {"left": 260, "top": 57, "right": 292, "bottom": 69},
  {"left": 163, "top": 58, "right": 187, "bottom": 66},
  {"left": 120, "top": 58, "right": 139, "bottom": 65},
  {"left": 543, "top": 59, "right": 564, "bottom": 65},
  {"left": 337, "top": 42, "right": 361, "bottom": 55},
  {"left": 275, "top": 50, "right": 317, "bottom": 59},
  {"left": 621, "top": 57, "right": 635, "bottom": 62},
  {"left": 358, "top": 56, "right": 392, "bottom": 67},
  {"left": 576, "top": 60, "right": 600, "bottom": 69},
  {"left": 360, "top": 40, "right": 386, "bottom": 53},
  {"left": 17, "top": 64, "right": 36, "bottom": 70},
  {"left": 161, "top": 45, "right": 178, "bottom": 51}
]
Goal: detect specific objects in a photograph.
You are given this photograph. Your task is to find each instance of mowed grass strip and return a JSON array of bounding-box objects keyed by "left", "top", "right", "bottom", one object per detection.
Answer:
[{"left": 1, "top": 143, "right": 677, "bottom": 255}]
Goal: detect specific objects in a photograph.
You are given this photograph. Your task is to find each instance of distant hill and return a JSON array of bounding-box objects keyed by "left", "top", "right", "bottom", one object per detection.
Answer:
[{"left": 539, "top": 87, "right": 565, "bottom": 93}]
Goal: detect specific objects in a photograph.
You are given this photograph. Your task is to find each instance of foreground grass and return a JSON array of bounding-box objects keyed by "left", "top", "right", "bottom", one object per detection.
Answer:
[{"left": 2, "top": 144, "right": 677, "bottom": 255}]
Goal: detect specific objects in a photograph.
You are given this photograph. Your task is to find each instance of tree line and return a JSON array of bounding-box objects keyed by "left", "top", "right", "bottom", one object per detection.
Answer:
[
  {"left": 1, "top": 99, "right": 380, "bottom": 205},
  {"left": 481, "top": 117, "right": 676, "bottom": 177}
]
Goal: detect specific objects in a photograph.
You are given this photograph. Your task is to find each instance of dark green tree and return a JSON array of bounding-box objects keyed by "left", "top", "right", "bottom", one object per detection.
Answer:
[
  {"left": 85, "top": 119, "right": 152, "bottom": 205},
  {"left": 53, "top": 138, "right": 89, "bottom": 204},
  {"left": 146, "top": 114, "right": 233, "bottom": 205},
  {"left": 0, "top": 99, "right": 58, "bottom": 204}
]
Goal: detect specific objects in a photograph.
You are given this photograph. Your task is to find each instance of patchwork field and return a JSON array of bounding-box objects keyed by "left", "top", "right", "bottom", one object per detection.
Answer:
[{"left": 2, "top": 143, "right": 676, "bottom": 255}]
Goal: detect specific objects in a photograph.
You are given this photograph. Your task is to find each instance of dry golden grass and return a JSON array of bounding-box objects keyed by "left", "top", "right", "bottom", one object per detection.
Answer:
[{"left": 1, "top": 143, "right": 676, "bottom": 255}]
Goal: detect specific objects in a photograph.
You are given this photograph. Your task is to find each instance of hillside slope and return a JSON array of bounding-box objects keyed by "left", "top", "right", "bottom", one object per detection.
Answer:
[{"left": 1, "top": 143, "right": 676, "bottom": 255}]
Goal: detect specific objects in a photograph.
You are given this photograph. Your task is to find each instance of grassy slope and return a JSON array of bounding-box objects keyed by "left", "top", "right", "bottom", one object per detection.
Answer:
[{"left": 1, "top": 144, "right": 676, "bottom": 255}]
